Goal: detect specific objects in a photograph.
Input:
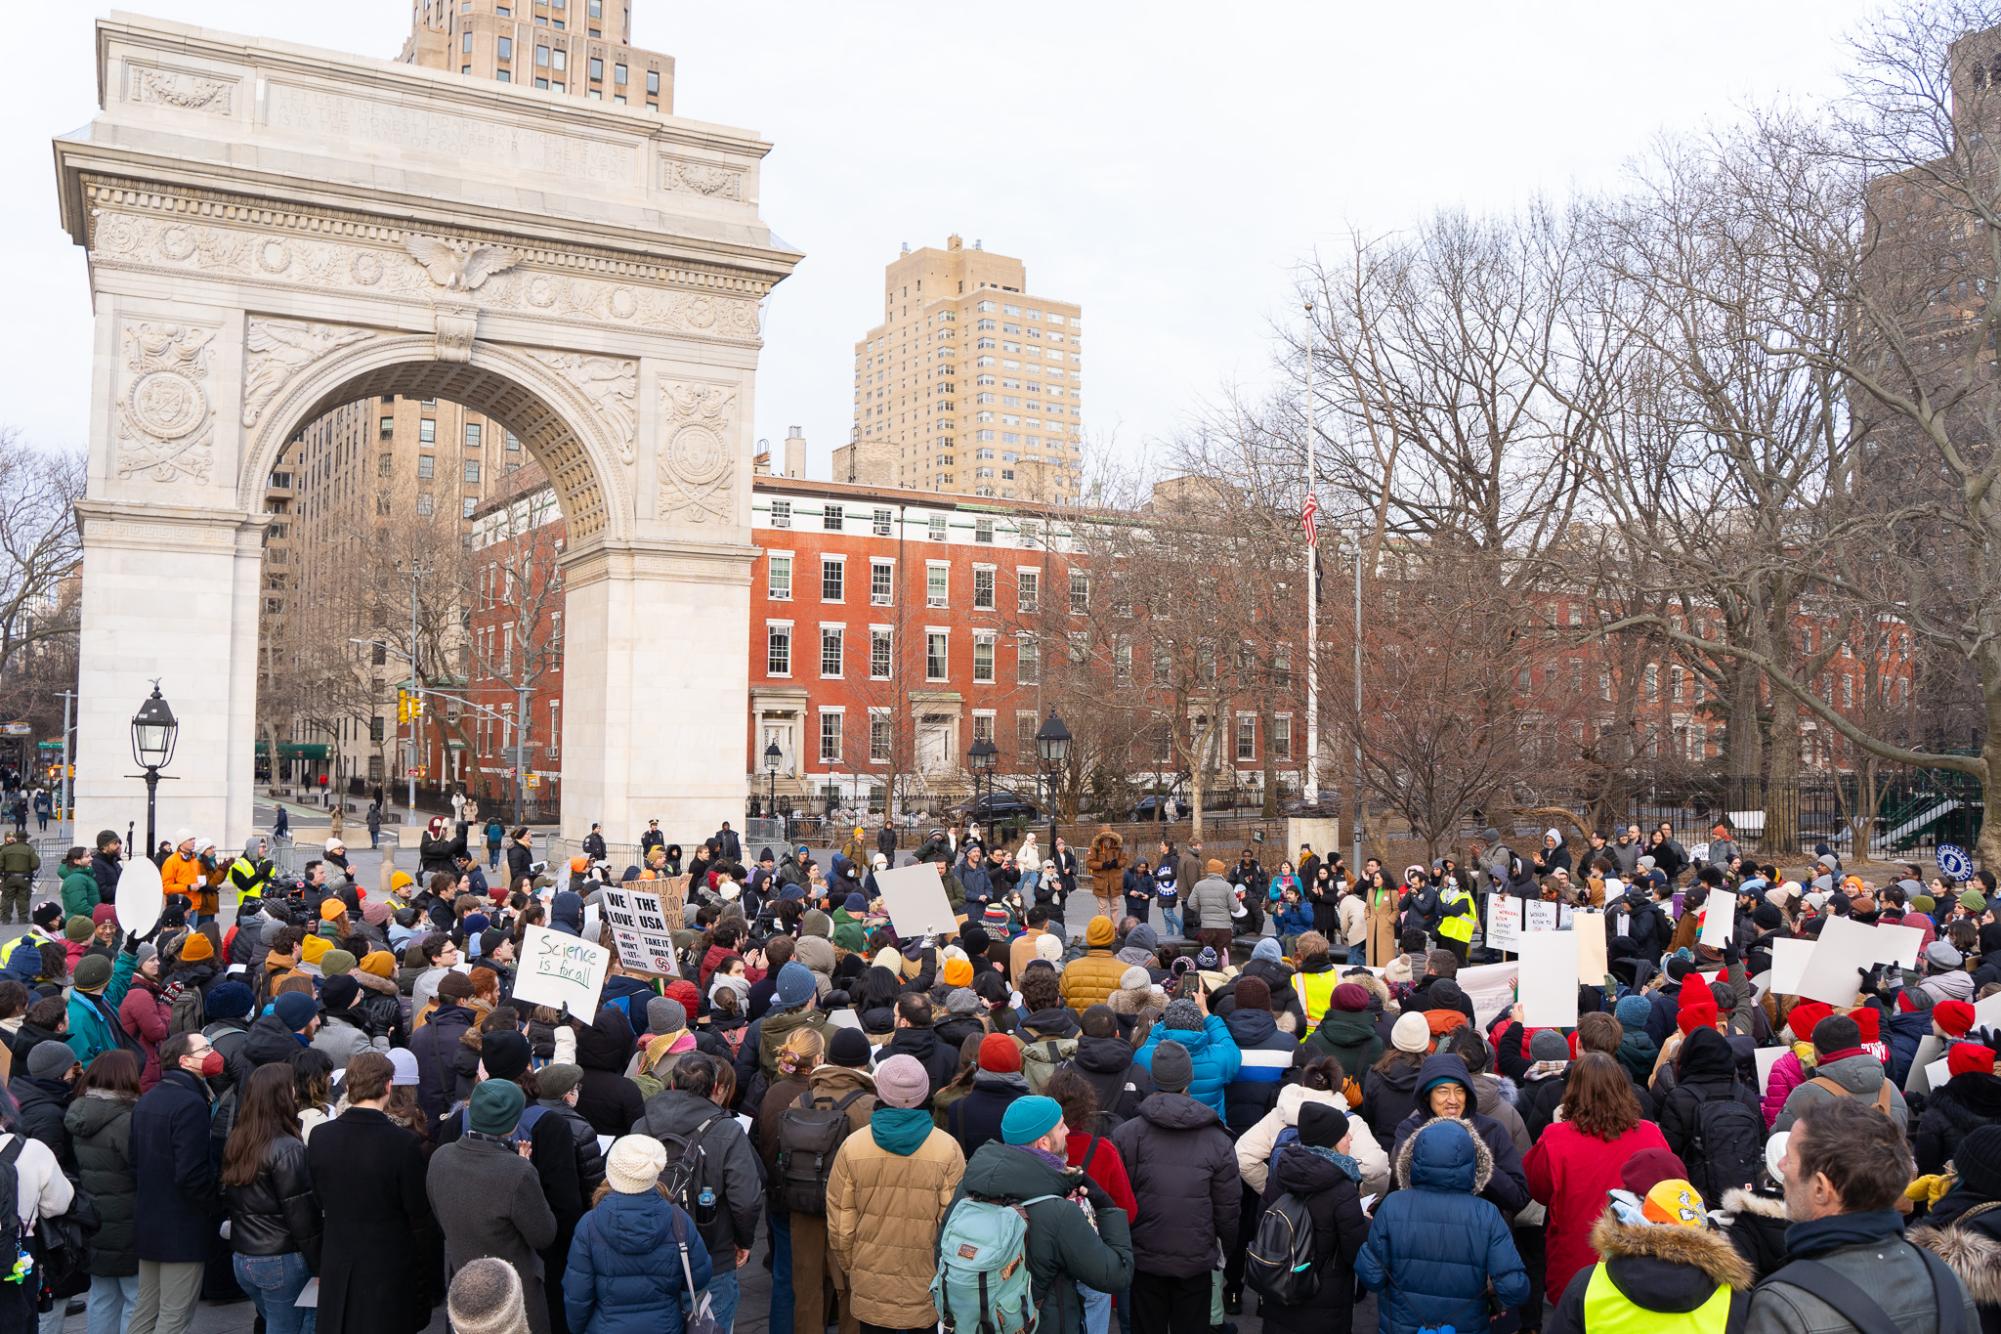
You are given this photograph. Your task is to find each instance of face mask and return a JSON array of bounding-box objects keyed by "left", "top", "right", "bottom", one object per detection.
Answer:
[{"left": 197, "top": 1050, "right": 225, "bottom": 1079}]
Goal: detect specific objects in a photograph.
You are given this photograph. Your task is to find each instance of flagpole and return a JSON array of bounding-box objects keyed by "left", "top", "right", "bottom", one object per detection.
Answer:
[{"left": 1303, "top": 301, "right": 1320, "bottom": 811}]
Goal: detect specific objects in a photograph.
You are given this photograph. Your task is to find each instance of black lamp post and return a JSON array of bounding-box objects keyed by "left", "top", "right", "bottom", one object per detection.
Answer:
[
  {"left": 764, "top": 740, "right": 782, "bottom": 834},
  {"left": 1035, "top": 710, "right": 1070, "bottom": 851},
  {"left": 969, "top": 736, "right": 997, "bottom": 824},
  {"left": 130, "top": 683, "right": 179, "bottom": 858}
]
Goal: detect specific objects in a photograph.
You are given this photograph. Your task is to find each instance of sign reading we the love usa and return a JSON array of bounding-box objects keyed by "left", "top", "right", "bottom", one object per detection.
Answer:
[{"left": 513, "top": 924, "right": 611, "bottom": 1015}]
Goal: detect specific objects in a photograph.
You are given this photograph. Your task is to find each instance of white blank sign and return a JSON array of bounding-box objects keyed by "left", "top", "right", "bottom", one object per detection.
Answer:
[
  {"left": 1517, "top": 932, "right": 1579, "bottom": 1028},
  {"left": 1768, "top": 938, "right": 1814, "bottom": 997},
  {"left": 874, "top": 863, "right": 958, "bottom": 937}
]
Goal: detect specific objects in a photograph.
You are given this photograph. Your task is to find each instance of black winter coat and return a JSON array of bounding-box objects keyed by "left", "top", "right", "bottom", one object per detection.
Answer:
[
  {"left": 1110, "top": 1091, "right": 1241, "bottom": 1277},
  {"left": 944, "top": 1072, "right": 1028, "bottom": 1158},
  {"left": 131, "top": 1069, "right": 218, "bottom": 1264},
  {"left": 1359, "top": 1056, "right": 1424, "bottom": 1146},
  {"left": 8, "top": 1074, "right": 72, "bottom": 1170},
  {"left": 307, "top": 1107, "right": 436, "bottom": 1334},
  {"left": 63, "top": 1092, "right": 136, "bottom": 1277},
  {"left": 409, "top": 1002, "right": 475, "bottom": 1128},
  {"left": 877, "top": 1025, "right": 959, "bottom": 1098},
  {"left": 240, "top": 1013, "right": 308, "bottom": 1070},
  {"left": 633, "top": 1089, "right": 763, "bottom": 1274},
  {"left": 536, "top": 1099, "right": 607, "bottom": 1196},
  {"left": 1656, "top": 1027, "right": 1765, "bottom": 1204},
  {"left": 224, "top": 1133, "right": 321, "bottom": 1267},
  {"left": 1065, "top": 1034, "right": 1156, "bottom": 1127},
  {"left": 1517, "top": 1070, "right": 1568, "bottom": 1144},
  {"left": 1256, "top": 1144, "right": 1370, "bottom": 1334},
  {"left": 1915, "top": 1070, "right": 2001, "bottom": 1176}
]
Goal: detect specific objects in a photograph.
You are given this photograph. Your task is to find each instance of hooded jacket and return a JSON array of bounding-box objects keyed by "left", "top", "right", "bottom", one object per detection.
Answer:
[
  {"left": 952, "top": 1141, "right": 1134, "bottom": 1334},
  {"left": 1086, "top": 830, "right": 1126, "bottom": 900},
  {"left": 633, "top": 1087, "right": 762, "bottom": 1273},
  {"left": 1658, "top": 1026, "right": 1766, "bottom": 1200},
  {"left": 825, "top": 1112, "right": 966, "bottom": 1328},
  {"left": 1305, "top": 1005, "right": 1385, "bottom": 1083},
  {"left": 1388, "top": 1053, "right": 1531, "bottom": 1217},
  {"left": 943, "top": 1070, "right": 1028, "bottom": 1158},
  {"left": 1359, "top": 1053, "right": 1425, "bottom": 1146},
  {"left": 1357, "top": 1116, "right": 1531, "bottom": 1334},
  {"left": 1914, "top": 1069, "right": 2001, "bottom": 1177},
  {"left": 1772, "top": 1050, "right": 1909, "bottom": 1134},
  {"left": 1257, "top": 1141, "right": 1372, "bottom": 1334},
  {"left": 1110, "top": 1090, "right": 1241, "bottom": 1277},
  {"left": 1187, "top": 874, "right": 1238, "bottom": 931},
  {"left": 1222, "top": 1006, "right": 1298, "bottom": 1133},
  {"left": 1134, "top": 1014, "right": 1242, "bottom": 1119},
  {"left": 1234, "top": 1081, "right": 1391, "bottom": 1199},
  {"left": 878, "top": 1024, "right": 959, "bottom": 1099},
  {"left": 1546, "top": 1210, "right": 1754, "bottom": 1334},
  {"left": 1065, "top": 1034, "right": 1156, "bottom": 1126},
  {"left": 64, "top": 1091, "right": 137, "bottom": 1276}
]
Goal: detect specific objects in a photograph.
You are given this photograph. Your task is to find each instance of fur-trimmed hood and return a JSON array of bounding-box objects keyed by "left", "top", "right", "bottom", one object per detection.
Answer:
[
  {"left": 1910, "top": 1208, "right": 2001, "bottom": 1307},
  {"left": 1719, "top": 1187, "right": 1788, "bottom": 1221},
  {"left": 1588, "top": 1212, "right": 1755, "bottom": 1291},
  {"left": 1107, "top": 979, "right": 1167, "bottom": 1026},
  {"left": 1392, "top": 1113, "right": 1493, "bottom": 1194}
]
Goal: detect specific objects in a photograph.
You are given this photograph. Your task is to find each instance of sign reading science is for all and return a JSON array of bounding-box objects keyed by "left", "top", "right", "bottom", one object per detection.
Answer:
[{"left": 513, "top": 924, "right": 611, "bottom": 1016}]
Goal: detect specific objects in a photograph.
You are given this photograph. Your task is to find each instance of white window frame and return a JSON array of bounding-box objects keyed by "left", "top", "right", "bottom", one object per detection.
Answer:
[
  {"left": 868, "top": 708, "right": 892, "bottom": 764},
  {"left": 766, "top": 620, "right": 793, "bottom": 677},
  {"left": 1017, "top": 567, "right": 1040, "bottom": 613},
  {"left": 869, "top": 625, "right": 893, "bottom": 681},
  {"left": 926, "top": 561, "right": 950, "bottom": 609},
  {"left": 972, "top": 564, "right": 997, "bottom": 611},
  {"left": 870, "top": 558, "right": 895, "bottom": 606},
  {"left": 819, "top": 623, "right": 845, "bottom": 679},
  {"left": 972, "top": 631, "right": 996, "bottom": 684},
  {"left": 818, "top": 708, "right": 844, "bottom": 764},
  {"left": 767, "top": 551, "right": 793, "bottom": 601},
  {"left": 925, "top": 627, "right": 950, "bottom": 683},
  {"left": 820, "top": 554, "right": 846, "bottom": 603}
]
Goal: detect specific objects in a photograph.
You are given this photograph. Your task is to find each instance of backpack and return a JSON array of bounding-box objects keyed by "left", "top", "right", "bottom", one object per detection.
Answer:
[
  {"left": 775, "top": 1089, "right": 866, "bottom": 1215},
  {"left": 0, "top": 1138, "right": 24, "bottom": 1270},
  {"left": 1244, "top": 1189, "right": 1320, "bottom": 1307},
  {"left": 1265, "top": 1125, "right": 1301, "bottom": 1181},
  {"left": 1683, "top": 1094, "right": 1764, "bottom": 1206},
  {"left": 932, "top": 1193, "right": 1058, "bottom": 1334},
  {"left": 455, "top": 1102, "right": 549, "bottom": 1150},
  {"left": 657, "top": 1107, "right": 728, "bottom": 1219},
  {"left": 1020, "top": 1038, "right": 1077, "bottom": 1095},
  {"left": 165, "top": 981, "right": 204, "bottom": 1036}
]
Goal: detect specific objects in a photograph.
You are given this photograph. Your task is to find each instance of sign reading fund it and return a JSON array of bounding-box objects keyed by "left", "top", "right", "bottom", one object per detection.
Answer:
[{"left": 513, "top": 924, "right": 611, "bottom": 1016}]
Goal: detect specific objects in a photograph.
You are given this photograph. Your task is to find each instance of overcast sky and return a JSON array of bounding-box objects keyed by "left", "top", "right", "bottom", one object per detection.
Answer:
[{"left": 6, "top": 1, "right": 1881, "bottom": 478}]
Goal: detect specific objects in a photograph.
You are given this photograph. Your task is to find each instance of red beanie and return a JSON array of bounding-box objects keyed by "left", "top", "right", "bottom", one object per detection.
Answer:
[
  {"left": 1947, "top": 1042, "right": 1996, "bottom": 1079},
  {"left": 1850, "top": 1008, "right": 1880, "bottom": 1044},
  {"left": 978, "top": 1033, "right": 1022, "bottom": 1074},
  {"left": 1678, "top": 1003, "right": 1719, "bottom": 1037},
  {"left": 1787, "top": 1002, "right": 1833, "bottom": 1042},
  {"left": 1934, "top": 1000, "right": 1976, "bottom": 1038},
  {"left": 1678, "top": 976, "right": 1715, "bottom": 1017},
  {"left": 664, "top": 979, "right": 701, "bottom": 1013}
]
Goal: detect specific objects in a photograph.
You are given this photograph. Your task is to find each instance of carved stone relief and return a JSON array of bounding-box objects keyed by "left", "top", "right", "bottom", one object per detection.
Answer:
[
  {"left": 115, "top": 323, "right": 217, "bottom": 484},
  {"left": 657, "top": 381, "right": 738, "bottom": 525},
  {"left": 521, "top": 351, "right": 639, "bottom": 463},
  {"left": 127, "top": 66, "right": 236, "bottom": 116},
  {"left": 661, "top": 154, "right": 746, "bottom": 202},
  {"left": 241, "top": 320, "right": 372, "bottom": 428}
]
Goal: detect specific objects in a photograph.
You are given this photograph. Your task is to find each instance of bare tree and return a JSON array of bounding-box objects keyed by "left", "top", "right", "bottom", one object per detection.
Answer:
[{"left": 0, "top": 433, "right": 82, "bottom": 688}]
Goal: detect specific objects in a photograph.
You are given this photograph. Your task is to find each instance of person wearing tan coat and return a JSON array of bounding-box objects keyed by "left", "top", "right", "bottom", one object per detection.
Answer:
[
  {"left": 1059, "top": 917, "right": 1130, "bottom": 1013},
  {"left": 791, "top": 1033, "right": 879, "bottom": 1334},
  {"left": 826, "top": 1054, "right": 966, "bottom": 1333},
  {"left": 1086, "top": 827, "right": 1127, "bottom": 919}
]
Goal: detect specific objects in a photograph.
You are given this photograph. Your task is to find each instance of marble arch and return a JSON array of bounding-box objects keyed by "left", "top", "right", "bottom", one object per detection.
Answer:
[{"left": 54, "top": 14, "right": 800, "bottom": 847}]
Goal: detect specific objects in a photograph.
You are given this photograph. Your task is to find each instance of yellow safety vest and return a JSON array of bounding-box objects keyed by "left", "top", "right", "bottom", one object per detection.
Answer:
[
  {"left": 1583, "top": 1262, "right": 1731, "bottom": 1333},
  {"left": 1438, "top": 888, "right": 1478, "bottom": 943},
  {"left": 230, "top": 858, "right": 264, "bottom": 899},
  {"left": 1293, "top": 968, "right": 1340, "bottom": 1032}
]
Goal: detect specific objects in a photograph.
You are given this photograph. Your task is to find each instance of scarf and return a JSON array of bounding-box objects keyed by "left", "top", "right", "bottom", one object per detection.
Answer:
[
  {"left": 1783, "top": 1209, "right": 1904, "bottom": 1259},
  {"left": 1301, "top": 1145, "right": 1363, "bottom": 1182},
  {"left": 1018, "top": 1145, "right": 1068, "bottom": 1172},
  {"left": 869, "top": 1106, "right": 934, "bottom": 1156}
]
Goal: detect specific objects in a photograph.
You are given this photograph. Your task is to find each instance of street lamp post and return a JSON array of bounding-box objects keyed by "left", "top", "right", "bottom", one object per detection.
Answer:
[
  {"left": 764, "top": 741, "right": 781, "bottom": 835},
  {"left": 969, "top": 736, "right": 997, "bottom": 830},
  {"left": 1034, "top": 711, "right": 1070, "bottom": 854},
  {"left": 129, "top": 683, "right": 179, "bottom": 858}
]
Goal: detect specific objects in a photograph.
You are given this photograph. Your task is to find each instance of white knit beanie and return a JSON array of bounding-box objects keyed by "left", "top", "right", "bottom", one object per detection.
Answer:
[
  {"left": 447, "top": 1258, "right": 531, "bottom": 1334},
  {"left": 605, "top": 1134, "right": 668, "bottom": 1195}
]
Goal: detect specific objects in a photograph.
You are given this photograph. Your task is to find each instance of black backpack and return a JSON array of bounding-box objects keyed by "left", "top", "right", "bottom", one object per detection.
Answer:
[
  {"left": 775, "top": 1089, "right": 865, "bottom": 1216},
  {"left": 1684, "top": 1092, "right": 1763, "bottom": 1206},
  {"left": 656, "top": 1107, "right": 728, "bottom": 1219},
  {"left": 1244, "top": 1190, "right": 1319, "bottom": 1307}
]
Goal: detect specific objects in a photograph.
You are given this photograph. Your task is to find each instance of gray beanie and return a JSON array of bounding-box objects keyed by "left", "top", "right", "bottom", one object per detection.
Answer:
[
  {"left": 1150, "top": 1039, "right": 1193, "bottom": 1093},
  {"left": 447, "top": 1257, "right": 531, "bottom": 1334},
  {"left": 1529, "top": 1030, "right": 1570, "bottom": 1063},
  {"left": 945, "top": 987, "right": 982, "bottom": 1017},
  {"left": 261, "top": 916, "right": 289, "bottom": 946},
  {"left": 26, "top": 1041, "right": 76, "bottom": 1082},
  {"left": 646, "top": 996, "right": 687, "bottom": 1035},
  {"left": 1160, "top": 999, "right": 1203, "bottom": 1032}
]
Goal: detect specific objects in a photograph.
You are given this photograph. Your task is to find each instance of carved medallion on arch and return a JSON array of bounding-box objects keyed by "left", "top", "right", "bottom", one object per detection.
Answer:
[
  {"left": 657, "top": 380, "right": 738, "bottom": 525},
  {"left": 115, "top": 322, "right": 218, "bottom": 484}
]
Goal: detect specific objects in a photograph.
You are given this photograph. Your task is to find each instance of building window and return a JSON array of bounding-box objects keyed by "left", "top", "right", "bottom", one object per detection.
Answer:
[
  {"left": 497, "top": 35, "right": 513, "bottom": 59},
  {"left": 416, "top": 494, "right": 434, "bottom": 516},
  {"left": 926, "top": 631, "right": 950, "bottom": 681},
  {"left": 1017, "top": 569, "right": 1039, "bottom": 612},
  {"left": 975, "top": 518, "right": 995, "bottom": 544},
  {"left": 506, "top": 432, "right": 521, "bottom": 451},
  {"left": 926, "top": 564, "right": 949, "bottom": 608},
  {"left": 1016, "top": 711, "right": 1038, "bottom": 767},
  {"left": 378, "top": 415, "right": 393, "bottom": 439},
  {"left": 870, "top": 628, "right": 892, "bottom": 679},
  {"left": 973, "top": 634, "right": 996, "bottom": 684},
  {"left": 548, "top": 701, "right": 560, "bottom": 757},
  {"left": 464, "top": 422, "right": 483, "bottom": 447},
  {"left": 770, "top": 499, "right": 791, "bottom": 529},
  {"left": 872, "top": 507, "right": 893, "bottom": 537},
  {"left": 462, "top": 496, "right": 478, "bottom": 519},
  {"left": 819, "top": 711, "right": 842, "bottom": 764},
  {"left": 1017, "top": 634, "right": 1040, "bottom": 685},
  {"left": 417, "top": 456, "right": 435, "bottom": 480},
  {"left": 462, "top": 30, "right": 474, "bottom": 53},
  {"left": 370, "top": 716, "right": 385, "bottom": 743},
  {"left": 1236, "top": 715, "right": 1257, "bottom": 763},
  {"left": 552, "top": 48, "right": 567, "bottom": 71},
  {"left": 928, "top": 514, "right": 948, "bottom": 541},
  {"left": 463, "top": 460, "right": 481, "bottom": 483},
  {"left": 768, "top": 553, "right": 792, "bottom": 600},
  {"left": 972, "top": 713, "right": 995, "bottom": 745},
  {"left": 766, "top": 625, "right": 791, "bottom": 675},
  {"left": 820, "top": 626, "right": 844, "bottom": 677},
  {"left": 973, "top": 567, "right": 995, "bottom": 610},
  {"left": 1069, "top": 570, "right": 1089, "bottom": 614},
  {"left": 536, "top": 44, "right": 550, "bottom": 66},
  {"left": 589, "top": 56, "right": 603, "bottom": 80},
  {"left": 870, "top": 712, "right": 892, "bottom": 763},
  {"left": 823, "top": 503, "right": 844, "bottom": 532},
  {"left": 647, "top": 69, "right": 660, "bottom": 94},
  {"left": 1114, "top": 641, "right": 1133, "bottom": 687},
  {"left": 1273, "top": 715, "right": 1293, "bottom": 762},
  {"left": 378, "top": 454, "right": 394, "bottom": 477},
  {"left": 614, "top": 61, "right": 627, "bottom": 83},
  {"left": 419, "top": 419, "right": 436, "bottom": 444},
  {"left": 870, "top": 559, "right": 894, "bottom": 605},
  {"left": 820, "top": 557, "right": 844, "bottom": 602}
]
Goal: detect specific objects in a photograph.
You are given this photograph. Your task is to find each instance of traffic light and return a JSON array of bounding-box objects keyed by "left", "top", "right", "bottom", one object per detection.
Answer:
[{"left": 396, "top": 691, "right": 425, "bottom": 723}]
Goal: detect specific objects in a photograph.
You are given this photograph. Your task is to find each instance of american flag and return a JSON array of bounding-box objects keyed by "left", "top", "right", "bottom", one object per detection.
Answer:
[{"left": 1300, "top": 492, "right": 1320, "bottom": 547}]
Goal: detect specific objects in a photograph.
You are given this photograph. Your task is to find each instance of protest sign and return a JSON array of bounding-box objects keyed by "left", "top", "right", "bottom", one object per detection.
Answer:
[
  {"left": 598, "top": 884, "right": 680, "bottom": 977},
  {"left": 1905, "top": 1035, "right": 1945, "bottom": 1096},
  {"left": 1698, "top": 900, "right": 1733, "bottom": 949},
  {"left": 1768, "top": 938, "right": 1814, "bottom": 997},
  {"left": 1454, "top": 961, "right": 1519, "bottom": 1031},
  {"left": 1571, "top": 910, "right": 1607, "bottom": 985},
  {"left": 1876, "top": 923, "right": 1922, "bottom": 971},
  {"left": 1754, "top": 1046, "right": 1785, "bottom": 1099},
  {"left": 875, "top": 863, "right": 958, "bottom": 937},
  {"left": 1517, "top": 932, "right": 1579, "bottom": 1028},
  {"left": 115, "top": 856, "right": 164, "bottom": 936},
  {"left": 513, "top": 924, "right": 610, "bottom": 1015},
  {"left": 1484, "top": 895, "right": 1521, "bottom": 952},
  {"left": 1523, "top": 900, "right": 1559, "bottom": 934},
  {"left": 1976, "top": 990, "right": 2001, "bottom": 1032},
  {"left": 1792, "top": 916, "right": 1907, "bottom": 1007},
  {"left": 1557, "top": 903, "right": 1575, "bottom": 929},
  {"left": 1926, "top": 1055, "right": 1953, "bottom": 1095}
]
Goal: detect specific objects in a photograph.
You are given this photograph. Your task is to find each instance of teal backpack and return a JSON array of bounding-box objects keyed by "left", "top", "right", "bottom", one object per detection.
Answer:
[{"left": 933, "top": 1193, "right": 1058, "bottom": 1333}]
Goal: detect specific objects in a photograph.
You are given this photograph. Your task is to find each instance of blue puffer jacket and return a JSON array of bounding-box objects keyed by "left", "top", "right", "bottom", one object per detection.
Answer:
[
  {"left": 1135, "top": 1014, "right": 1242, "bottom": 1119},
  {"left": 1220, "top": 1007, "right": 1298, "bottom": 1135},
  {"left": 563, "top": 1189, "right": 714, "bottom": 1334},
  {"left": 1357, "top": 1116, "right": 1529, "bottom": 1334},
  {"left": 1272, "top": 898, "right": 1313, "bottom": 937},
  {"left": 1885, "top": 1005, "right": 1930, "bottom": 1087}
]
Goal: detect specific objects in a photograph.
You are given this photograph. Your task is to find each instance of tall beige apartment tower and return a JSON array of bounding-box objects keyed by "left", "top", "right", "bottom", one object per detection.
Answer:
[
  {"left": 261, "top": 0, "right": 678, "bottom": 792},
  {"left": 839, "top": 235, "right": 1084, "bottom": 503}
]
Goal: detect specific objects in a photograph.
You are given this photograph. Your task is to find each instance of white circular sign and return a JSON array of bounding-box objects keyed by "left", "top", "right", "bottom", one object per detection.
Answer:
[
  {"left": 1936, "top": 844, "right": 1972, "bottom": 882},
  {"left": 114, "top": 856, "right": 164, "bottom": 936}
]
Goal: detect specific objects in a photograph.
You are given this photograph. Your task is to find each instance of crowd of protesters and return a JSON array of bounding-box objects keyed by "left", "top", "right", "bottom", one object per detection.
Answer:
[{"left": 0, "top": 810, "right": 1991, "bottom": 1334}]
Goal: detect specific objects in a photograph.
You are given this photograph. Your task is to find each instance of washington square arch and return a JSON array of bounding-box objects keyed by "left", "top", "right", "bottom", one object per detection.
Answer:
[{"left": 54, "top": 14, "right": 800, "bottom": 850}]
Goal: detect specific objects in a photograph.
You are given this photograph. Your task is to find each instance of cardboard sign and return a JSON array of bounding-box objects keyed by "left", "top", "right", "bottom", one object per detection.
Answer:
[
  {"left": 1571, "top": 910, "right": 1608, "bottom": 985},
  {"left": 513, "top": 924, "right": 610, "bottom": 1016},
  {"left": 1485, "top": 894, "right": 1522, "bottom": 953},
  {"left": 875, "top": 863, "right": 958, "bottom": 938},
  {"left": 1454, "top": 961, "right": 1520, "bottom": 1032},
  {"left": 1792, "top": 916, "right": 1908, "bottom": 1007},
  {"left": 1925, "top": 1055, "right": 1953, "bottom": 1094},
  {"left": 598, "top": 885, "right": 680, "bottom": 977},
  {"left": 1698, "top": 901, "right": 1733, "bottom": 949},
  {"left": 1768, "top": 938, "right": 1814, "bottom": 997},
  {"left": 115, "top": 857, "right": 164, "bottom": 936},
  {"left": 1517, "top": 932, "right": 1579, "bottom": 1028},
  {"left": 1523, "top": 900, "right": 1559, "bottom": 934}
]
